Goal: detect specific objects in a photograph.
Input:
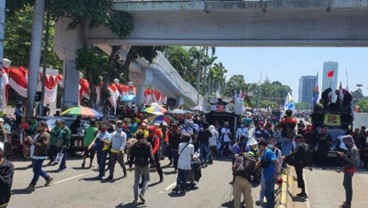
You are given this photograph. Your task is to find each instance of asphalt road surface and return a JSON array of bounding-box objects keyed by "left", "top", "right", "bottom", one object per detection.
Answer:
[
  {"left": 8, "top": 156, "right": 264, "bottom": 208},
  {"left": 304, "top": 167, "right": 368, "bottom": 208}
]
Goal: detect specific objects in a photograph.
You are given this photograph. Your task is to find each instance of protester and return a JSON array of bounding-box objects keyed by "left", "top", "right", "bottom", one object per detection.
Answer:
[
  {"left": 208, "top": 125, "right": 219, "bottom": 164},
  {"left": 257, "top": 137, "right": 282, "bottom": 205},
  {"left": 236, "top": 122, "right": 249, "bottom": 142},
  {"left": 69, "top": 116, "right": 81, "bottom": 134},
  {"left": 232, "top": 152, "right": 256, "bottom": 208},
  {"left": 0, "top": 119, "right": 8, "bottom": 145},
  {"left": 26, "top": 121, "right": 53, "bottom": 191},
  {"left": 147, "top": 126, "right": 164, "bottom": 182},
  {"left": 316, "top": 127, "right": 332, "bottom": 167},
  {"left": 106, "top": 120, "right": 127, "bottom": 181},
  {"left": 168, "top": 124, "right": 181, "bottom": 171},
  {"left": 218, "top": 122, "right": 232, "bottom": 157},
  {"left": 173, "top": 134, "right": 195, "bottom": 194},
  {"left": 89, "top": 124, "right": 111, "bottom": 180},
  {"left": 338, "top": 135, "right": 359, "bottom": 208},
  {"left": 283, "top": 134, "right": 310, "bottom": 198},
  {"left": 14, "top": 103, "right": 23, "bottom": 128},
  {"left": 82, "top": 119, "right": 98, "bottom": 168},
  {"left": 280, "top": 110, "right": 297, "bottom": 155},
  {"left": 56, "top": 120, "right": 71, "bottom": 172},
  {"left": 0, "top": 142, "right": 14, "bottom": 208},
  {"left": 47, "top": 120, "right": 60, "bottom": 165},
  {"left": 198, "top": 122, "right": 211, "bottom": 167},
  {"left": 129, "top": 132, "right": 155, "bottom": 204},
  {"left": 256, "top": 139, "right": 279, "bottom": 208}
]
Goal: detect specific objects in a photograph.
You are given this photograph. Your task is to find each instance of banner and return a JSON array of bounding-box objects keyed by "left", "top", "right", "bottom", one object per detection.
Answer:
[{"left": 323, "top": 114, "right": 341, "bottom": 127}]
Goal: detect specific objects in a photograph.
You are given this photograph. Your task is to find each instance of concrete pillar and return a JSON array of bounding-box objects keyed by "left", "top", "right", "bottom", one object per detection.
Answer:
[
  {"left": 62, "top": 60, "right": 80, "bottom": 109},
  {"left": 136, "top": 85, "right": 145, "bottom": 108},
  {"left": 176, "top": 96, "right": 184, "bottom": 107}
]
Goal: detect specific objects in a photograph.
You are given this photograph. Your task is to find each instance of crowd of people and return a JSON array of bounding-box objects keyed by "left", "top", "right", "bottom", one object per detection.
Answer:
[{"left": 0, "top": 107, "right": 365, "bottom": 208}]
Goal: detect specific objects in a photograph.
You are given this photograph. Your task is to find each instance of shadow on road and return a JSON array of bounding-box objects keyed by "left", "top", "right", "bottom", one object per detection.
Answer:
[
  {"left": 115, "top": 202, "right": 147, "bottom": 208},
  {"left": 292, "top": 195, "right": 307, "bottom": 203},
  {"left": 147, "top": 181, "right": 161, "bottom": 187},
  {"left": 14, "top": 166, "right": 32, "bottom": 171},
  {"left": 11, "top": 188, "right": 33, "bottom": 195}
]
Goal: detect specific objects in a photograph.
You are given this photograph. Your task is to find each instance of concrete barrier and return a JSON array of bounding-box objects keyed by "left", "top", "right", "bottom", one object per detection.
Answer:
[{"left": 276, "top": 167, "right": 293, "bottom": 208}]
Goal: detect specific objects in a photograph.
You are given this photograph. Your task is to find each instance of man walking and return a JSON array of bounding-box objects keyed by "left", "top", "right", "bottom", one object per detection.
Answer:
[
  {"left": 338, "top": 135, "right": 359, "bottom": 208},
  {"left": 57, "top": 120, "right": 71, "bottom": 172},
  {"left": 147, "top": 126, "right": 164, "bottom": 182},
  {"left": 173, "top": 134, "right": 194, "bottom": 194},
  {"left": 198, "top": 123, "right": 211, "bottom": 167},
  {"left": 129, "top": 132, "right": 155, "bottom": 204},
  {"left": 82, "top": 119, "right": 98, "bottom": 168},
  {"left": 89, "top": 124, "right": 111, "bottom": 179},
  {"left": 106, "top": 120, "right": 127, "bottom": 181},
  {"left": 26, "top": 121, "right": 53, "bottom": 191},
  {"left": 0, "top": 142, "right": 14, "bottom": 208}
]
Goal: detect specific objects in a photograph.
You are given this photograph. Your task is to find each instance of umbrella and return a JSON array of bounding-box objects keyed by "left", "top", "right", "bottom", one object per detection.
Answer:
[
  {"left": 144, "top": 105, "right": 167, "bottom": 115},
  {"left": 61, "top": 106, "right": 103, "bottom": 117},
  {"left": 121, "top": 94, "right": 136, "bottom": 102},
  {"left": 150, "top": 115, "right": 176, "bottom": 124},
  {"left": 169, "top": 108, "right": 186, "bottom": 114}
]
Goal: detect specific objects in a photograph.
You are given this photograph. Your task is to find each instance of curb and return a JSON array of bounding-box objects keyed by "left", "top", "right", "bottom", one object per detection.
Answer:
[{"left": 277, "top": 167, "right": 293, "bottom": 208}]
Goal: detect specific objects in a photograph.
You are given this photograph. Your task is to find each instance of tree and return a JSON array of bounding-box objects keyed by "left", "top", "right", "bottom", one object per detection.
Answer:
[
  {"left": 224, "top": 75, "right": 247, "bottom": 96},
  {"left": 357, "top": 97, "right": 368, "bottom": 112},
  {"left": 208, "top": 62, "right": 227, "bottom": 95},
  {"left": 351, "top": 88, "right": 364, "bottom": 102}
]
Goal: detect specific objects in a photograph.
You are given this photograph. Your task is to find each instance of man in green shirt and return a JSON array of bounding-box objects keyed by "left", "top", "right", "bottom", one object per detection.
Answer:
[
  {"left": 28, "top": 116, "right": 38, "bottom": 137},
  {"left": 47, "top": 120, "right": 60, "bottom": 165},
  {"left": 57, "top": 120, "right": 71, "bottom": 172},
  {"left": 82, "top": 119, "right": 98, "bottom": 168}
]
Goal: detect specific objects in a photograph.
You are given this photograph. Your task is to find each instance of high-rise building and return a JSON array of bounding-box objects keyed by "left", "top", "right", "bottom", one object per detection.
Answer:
[
  {"left": 298, "top": 76, "right": 317, "bottom": 107},
  {"left": 322, "top": 61, "right": 338, "bottom": 101}
]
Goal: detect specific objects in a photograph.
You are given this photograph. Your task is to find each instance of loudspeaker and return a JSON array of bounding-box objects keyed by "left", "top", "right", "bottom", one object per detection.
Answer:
[{"left": 167, "top": 98, "right": 177, "bottom": 106}]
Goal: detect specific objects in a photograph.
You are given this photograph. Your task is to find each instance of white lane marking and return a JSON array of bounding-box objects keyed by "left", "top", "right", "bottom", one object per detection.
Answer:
[
  {"left": 54, "top": 173, "right": 88, "bottom": 184},
  {"left": 164, "top": 182, "right": 177, "bottom": 191},
  {"left": 303, "top": 172, "right": 311, "bottom": 208}
]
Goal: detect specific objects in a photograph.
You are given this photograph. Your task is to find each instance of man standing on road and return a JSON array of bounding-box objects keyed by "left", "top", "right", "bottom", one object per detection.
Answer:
[
  {"left": 256, "top": 139, "right": 279, "bottom": 208},
  {"left": 236, "top": 122, "right": 249, "bottom": 142},
  {"left": 283, "top": 134, "right": 310, "bottom": 198},
  {"left": 129, "top": 132, "right": 155, "bottom": 204},
  {"left": 198, "top": 122, "right": 211, "bottom": 167},
  {"left": 48, "top": 120, "right": 60, "bottom": 165},
  {"left": 338, "top": 135, "right": 359, "bottom": 208},
  {"left": 26, "top": 121, "right": 53, "bottom": 191},
  {"left": 106, "top": 120, "right": 127, "bottom": 181},
  {"left": 316, "top": 127, "right": 332, "bottom": 167},
  {"left": 0, "top": 142, "right": 14, "bottom": 208},
  {"left": 82, "top": 119, "right": 98, "bottom": 168}
]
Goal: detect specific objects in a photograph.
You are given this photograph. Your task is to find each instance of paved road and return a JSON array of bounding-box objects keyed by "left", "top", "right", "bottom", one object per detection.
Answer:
[
  {"left": 8, "top": 156, "right": 264, "bottom": 208},
  {"left": 304, "top": 167, "right": 368, "bottom": 208}
]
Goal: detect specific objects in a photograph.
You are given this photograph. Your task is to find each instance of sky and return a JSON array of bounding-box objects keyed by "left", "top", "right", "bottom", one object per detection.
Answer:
[{"left": 215, "top": 47, "right": 368, "bottom": 101}]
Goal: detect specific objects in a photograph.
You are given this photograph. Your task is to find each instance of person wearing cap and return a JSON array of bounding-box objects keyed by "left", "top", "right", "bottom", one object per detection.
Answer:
[
  {"left": 81, "top": 119, "right": 98, "bottom": 168},
  {"left": 56, "top": 120, "right": 71, "bottom": 172},
  {"left": 105, "top": 120, "right": 127, "bottom": 181},
  {"left": 337, "top": 135, "right": 359, "bottom": 208},
  {"left": 283, "top": 134, "right": 310, "bottom": 198},
  {"left": 256, "top": 139, "right": 279, "bottom": 208},
  {"left": 26, "top": 121, "right": 53, "bottom": 191},
  {"left": 129, "top": 132, "right": 155, "bottom": 204},
  {"left": 134, "top": 122, "right": 149, "bottom": 139},
  {"left": 147, "top": 126, "right": 164, "bottom": 182},
  {"left": 0, "top": 142, "right": 14, "bottom": 208}
]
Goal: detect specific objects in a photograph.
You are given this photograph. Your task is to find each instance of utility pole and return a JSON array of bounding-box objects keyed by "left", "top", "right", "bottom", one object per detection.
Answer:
[
  {"left": 27, "top": 0, "right": 45, "bottom": 117},
  {"left": 196, "top": 47, "right": 202, "bottom": 106},
  {"left": 39, "top": 6, "right": 51, "bottom": 116},
  {"left": 0, "top": 0, "right": 6, "bottom": 110}
]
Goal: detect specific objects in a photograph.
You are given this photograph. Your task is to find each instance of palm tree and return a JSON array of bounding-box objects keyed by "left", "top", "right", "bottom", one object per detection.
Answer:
[{"left": 209, "top": 62, "right": 227, "bottom": 95}]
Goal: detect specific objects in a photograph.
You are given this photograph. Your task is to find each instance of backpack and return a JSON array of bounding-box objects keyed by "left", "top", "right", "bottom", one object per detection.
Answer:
[
  {"left": 235, "top": 155, "right": 256, "bottom": 180},
  {"left": 301, "top": 143, "right": 313, "bottom": 167}
]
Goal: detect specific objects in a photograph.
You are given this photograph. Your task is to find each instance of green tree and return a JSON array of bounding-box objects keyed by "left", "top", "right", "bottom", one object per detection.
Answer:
[
  {"left": 357, "top": 97, "right": 368, "bottom": 112},
  {"left": 351, "top": 89, "right": 364, "bottom": 102},
  {"left": 225, "top": 75, "right": 247, "bottom": 96},
  {"left": 208, "top": 62, "right": 227, "bottom": 95}
]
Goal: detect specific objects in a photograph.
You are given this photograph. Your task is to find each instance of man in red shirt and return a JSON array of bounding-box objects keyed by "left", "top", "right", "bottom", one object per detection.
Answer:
[
  {"left": 147, "top": 126, "right": 163, "bottom": 182},
  {"left": 280, "top": 109, "right": 297, "bottom": 155}
]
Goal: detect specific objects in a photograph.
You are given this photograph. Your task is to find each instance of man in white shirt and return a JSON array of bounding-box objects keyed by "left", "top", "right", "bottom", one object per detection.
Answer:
[
  {"left": 105, "top": 121, "right": 127, "bottom": 181},
  {"left": 174, "top": 134, "right": 194, "bottom": 194},
  {"left": 236, "top": 122, "right": 249, "bottom": 142},
  {"left": 218, "top": 122, "right": 232, "bottom": 157}
]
